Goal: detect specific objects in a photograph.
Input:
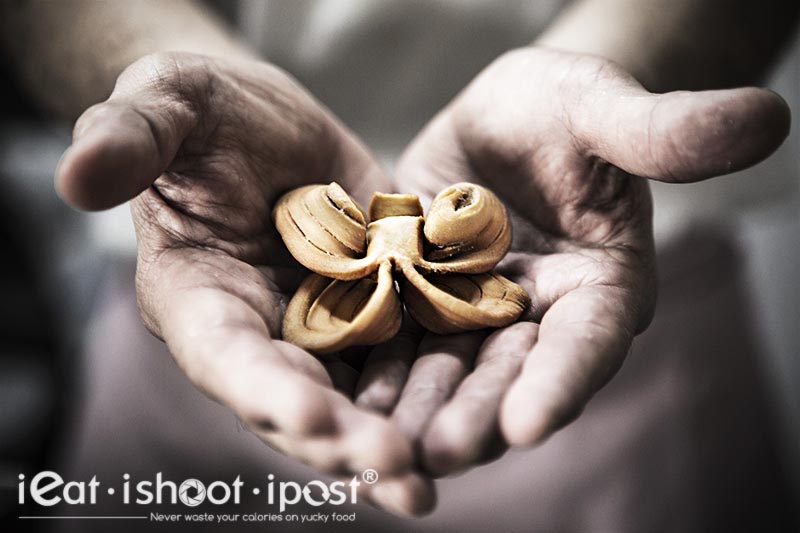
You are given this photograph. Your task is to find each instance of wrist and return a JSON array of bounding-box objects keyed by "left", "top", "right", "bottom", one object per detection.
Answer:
[
  {"left": 533, "top": 11, "right": 668, "bottom": 92},
  {"left": 534, "top": 0, "right": 800, "bottom": 93},
  {"left": 1, "top": 0, "right": 257, "bottom": 119}
]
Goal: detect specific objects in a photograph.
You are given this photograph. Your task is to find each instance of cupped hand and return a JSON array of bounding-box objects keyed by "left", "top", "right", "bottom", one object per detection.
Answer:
[
  {"left": 56, "top": 51, "right": 435, "bottom": 515},
  {"left": 355, "top": 47, "right": 790, "bottom": 476}
]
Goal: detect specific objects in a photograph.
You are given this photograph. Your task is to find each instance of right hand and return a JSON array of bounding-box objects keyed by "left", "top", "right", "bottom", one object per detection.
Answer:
[
  {"left": 356, "top": 46, "right": 790, "bottom": 477},
  {"left": 56, "top": 51, "right": 435, "bottom": 515}
]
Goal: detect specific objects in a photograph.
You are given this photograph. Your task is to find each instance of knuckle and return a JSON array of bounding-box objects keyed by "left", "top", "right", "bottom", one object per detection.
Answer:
[{"left": 116, "top": 51, "right": 211, "bottom": 117}]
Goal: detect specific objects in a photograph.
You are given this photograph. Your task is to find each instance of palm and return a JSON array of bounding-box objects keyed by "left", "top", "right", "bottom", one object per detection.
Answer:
[
  {"left": 460, "top": 144, "right": 655, "bottom": 328},
  {"left": 129, "top": 55, "right": 344, "bottom": 358},
  {"left": 400, "top": 50, "right": 657, "bottom": 326},
  {"left": 379, "top": 121, "right": 656, "bottom": 476}
]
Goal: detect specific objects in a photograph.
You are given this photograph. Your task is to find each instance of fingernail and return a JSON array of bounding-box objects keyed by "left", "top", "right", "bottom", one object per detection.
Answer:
[
  {"left": 370, "top": 480, "right": 410, "bottom": 516},
  {"left": 54, "top": 145, "right": 71, "bottom": 175},
  {"left": 54, "top": 145, "right": 74, "bottom": 198}
]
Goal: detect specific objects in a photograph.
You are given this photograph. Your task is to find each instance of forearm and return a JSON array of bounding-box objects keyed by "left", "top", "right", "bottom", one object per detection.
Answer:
[
  {"left": 537, "top": 0, "right": 800, "bottom": 92},
  {"left": 0, "top": 0, "right": 255, "bottom": 119}
]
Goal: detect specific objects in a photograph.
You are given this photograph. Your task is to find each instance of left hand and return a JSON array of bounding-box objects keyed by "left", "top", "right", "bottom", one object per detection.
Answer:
[{"left": 354, "top": 46, "right": 790, "bottom": 475}]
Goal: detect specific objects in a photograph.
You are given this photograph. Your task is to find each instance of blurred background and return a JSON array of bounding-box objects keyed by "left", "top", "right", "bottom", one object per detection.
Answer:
[{"left": 0, "top": 1, "right": 798, "bottom": 531}]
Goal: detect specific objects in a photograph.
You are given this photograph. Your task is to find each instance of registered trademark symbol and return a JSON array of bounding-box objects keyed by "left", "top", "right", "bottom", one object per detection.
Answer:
[{"left": 361, "top": 469, "right": 379, "bottom": 484}]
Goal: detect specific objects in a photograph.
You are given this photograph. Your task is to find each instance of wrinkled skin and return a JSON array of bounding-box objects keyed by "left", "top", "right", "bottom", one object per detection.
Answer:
[
  {"left": 354, "top": 47, "right": 790, "bottom": 476},
  {"left": 57, "top": 48, "right": 789, "bottom": 515}
]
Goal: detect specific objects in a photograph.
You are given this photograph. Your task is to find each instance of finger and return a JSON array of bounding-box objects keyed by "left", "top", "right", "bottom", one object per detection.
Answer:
[
  {"left": 324, "top": 360, "right": 361, "bottom": 396},
  {"left": 422, "top": 322, "right": 538, "bottom": 476},
  {"left": 500, "top": 285, "right": 636, "bottom": 446},
  {"left": 573, "top": 75, "right": 791, "bottom": 182},
  {"left": 160, "top": 283, "right": 415, "bottom": 476},
  {"left": 358, "top": 472, "right": 437, "bottom": 517},
  {"left": 254, "top": 399, "right": 415, "bottom": 477},
  {"left": 163, "top": 284, "right": 338, "bottom": 437},
  {"left": 56, "top": 55, "right": 200, "bottom": 210},
  {"left": 354, "top": 315, "right": 425, "bottom": 414},
  {"left": 272, "top": 339, "right": 333, "bottom": 387},
  {"left": 391, "top": 331, "right": 485, "bottom": 441},
  {"left": 139, "top": 247, "right": 415, "bottom": 475}
]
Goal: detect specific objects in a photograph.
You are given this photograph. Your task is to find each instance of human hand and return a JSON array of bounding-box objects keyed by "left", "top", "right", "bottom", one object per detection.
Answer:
[
  {"left": 356, "top": 47, "right": 790, "bottom": 475},
  {"left": 55, "top": 52, "right": 435, "bottom": 515}
]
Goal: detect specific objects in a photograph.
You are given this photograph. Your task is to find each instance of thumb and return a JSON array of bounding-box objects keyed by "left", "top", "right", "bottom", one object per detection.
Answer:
[
  {"left": 55, "top": 59, "right": 197, "bottom": 210},
  {"left": 573, "top": 83, "right": 791, "bottom": 183}
]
